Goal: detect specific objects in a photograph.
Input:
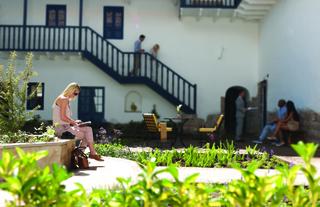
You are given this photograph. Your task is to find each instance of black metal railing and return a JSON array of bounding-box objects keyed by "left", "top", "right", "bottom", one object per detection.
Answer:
[
  {"left": 0, "top": 25, "right": 197, "bottom": 113},
  {"left": 180, "top": 0, "right": 242, "bottom": 8}
]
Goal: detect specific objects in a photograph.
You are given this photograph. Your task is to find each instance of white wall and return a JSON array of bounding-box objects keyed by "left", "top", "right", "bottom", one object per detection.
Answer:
[
  {"left": 83, "top": 0, "right": 259, "bottom": 118},
  {"left": 0, "top": 0, "right": 23, "bottom": 25},
  {"left": 0, "top": 0, "right": 259, "bottom": 120},
  {"left": 260, "top": 0, "right": 320, "bottom": 111}
]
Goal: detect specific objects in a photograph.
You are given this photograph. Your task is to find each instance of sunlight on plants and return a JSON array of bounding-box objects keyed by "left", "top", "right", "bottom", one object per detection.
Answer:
[{"left": 0, "top": 142, "right": 319, "bottom": 206}]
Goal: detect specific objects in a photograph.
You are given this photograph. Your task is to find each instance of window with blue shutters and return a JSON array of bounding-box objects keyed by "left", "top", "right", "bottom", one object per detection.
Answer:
[
  {"left": 46, "top": 5, "right": 66, "bottom": 26},
  {"left": 103, "top": 6, "right": 124, "bottom": 39}
]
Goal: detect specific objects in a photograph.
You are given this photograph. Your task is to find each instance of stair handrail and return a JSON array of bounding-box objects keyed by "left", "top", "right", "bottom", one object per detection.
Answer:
[{"left": 85, "top": 26, "right": 196, "bottom": 87}]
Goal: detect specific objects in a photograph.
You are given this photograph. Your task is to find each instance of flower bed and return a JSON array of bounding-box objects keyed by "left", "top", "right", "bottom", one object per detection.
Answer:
[{"left": 95, "top": 142, "right": 287, "bottom": 169}]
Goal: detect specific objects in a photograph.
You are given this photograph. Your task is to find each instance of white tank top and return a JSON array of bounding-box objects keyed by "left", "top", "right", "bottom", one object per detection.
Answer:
[{"left": 52, "top": 100, "right": 72, "bottom": 126}]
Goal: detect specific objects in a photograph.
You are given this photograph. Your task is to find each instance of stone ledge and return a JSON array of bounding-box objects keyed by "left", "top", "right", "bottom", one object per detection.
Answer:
[{"left": 0, "top": 139, "right": 75, "bottom": 169}]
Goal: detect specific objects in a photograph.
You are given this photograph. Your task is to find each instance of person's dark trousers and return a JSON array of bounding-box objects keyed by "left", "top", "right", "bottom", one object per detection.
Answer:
[{"left": 132, "top": 53, "right": 141, "bottom": 76}]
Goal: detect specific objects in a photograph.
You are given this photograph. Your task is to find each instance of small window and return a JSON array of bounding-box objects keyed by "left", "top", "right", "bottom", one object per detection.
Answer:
[
  {"left": 94, "top": 88, "right": 104, "bottom": 113},
  {"left": 46, "top": 5, "right": 66, "bottom": 26},
  {"left": 103, "top": 6, "right": 124, "bottom": 39},
  {"left": 27, "top": 82, "right": 44, "bottom": 110}
]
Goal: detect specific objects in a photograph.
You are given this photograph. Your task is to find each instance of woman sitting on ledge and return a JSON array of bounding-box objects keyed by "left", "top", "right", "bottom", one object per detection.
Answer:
[
  {"left": 52, "top": 82, "right": 103, "bottom": 161},
  {"left": 268, "top": 100, "right": 300, "bottom": 147}
]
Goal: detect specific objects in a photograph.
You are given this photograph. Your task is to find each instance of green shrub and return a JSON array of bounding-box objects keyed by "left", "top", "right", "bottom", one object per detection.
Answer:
[
  {"left": 0, "top": 52, "right": 39, "bottom": 134},
  {"left": 215, "top": 141, "right": 320, "bottom": 207},
  {"left": 0, "top": 125, "right": 56, "bottom": 144},
  {"left": 0, "top": 148, "right": 79, "bottom": 206},
  {"left": 0, "top": 148, "right": 217, "bottom": 207}
]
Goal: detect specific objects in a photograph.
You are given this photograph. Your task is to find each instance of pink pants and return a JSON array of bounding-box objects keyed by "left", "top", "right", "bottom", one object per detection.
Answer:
[{"left": 55, "top": 125, "right": 94, "bottom": 148}]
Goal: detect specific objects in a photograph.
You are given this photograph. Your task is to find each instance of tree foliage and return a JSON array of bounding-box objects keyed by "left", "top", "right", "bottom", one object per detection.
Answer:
[{"left": 0, "top": 51, "right": 38, "bottom": 133}]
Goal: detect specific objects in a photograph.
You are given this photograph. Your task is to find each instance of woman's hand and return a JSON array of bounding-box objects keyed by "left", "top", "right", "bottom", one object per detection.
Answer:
[
  {"left": 75, "top": 120, "right": 82, "bottom": 123},
  {"left": 70, "top": 120, "right": 79, "bottom": 126}
]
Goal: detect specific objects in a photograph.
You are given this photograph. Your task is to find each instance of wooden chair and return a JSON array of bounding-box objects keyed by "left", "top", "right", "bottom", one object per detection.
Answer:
[
  {"left": 142, "top": 113, "right": 172, "bottom": 141},
  {"left": 199, "top": 114, "right": 224, "bottom": 142}
]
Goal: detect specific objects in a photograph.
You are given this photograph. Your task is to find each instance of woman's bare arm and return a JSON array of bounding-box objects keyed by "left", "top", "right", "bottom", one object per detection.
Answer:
[{"left": 282, "top": 112, "right": 293, "bottom": 123}]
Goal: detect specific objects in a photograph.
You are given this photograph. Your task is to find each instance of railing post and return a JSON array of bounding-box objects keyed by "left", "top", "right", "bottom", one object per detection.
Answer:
[
  {"left": 78, "top": 0, "right": 83, "bottom": 51},
  {"left": 193, "top": 84, "right": 197, "bottom": 113},
  {"left": 22, "top": 0, "right": 28, "bottom": 50},
  {"left": 235, "top": 0, "right": 242, "bottom": 8}
]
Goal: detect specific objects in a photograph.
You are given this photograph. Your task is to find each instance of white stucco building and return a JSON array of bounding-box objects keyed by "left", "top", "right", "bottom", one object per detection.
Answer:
[{"left": 0, "top": 0, "right": 319, "bottom": 135}]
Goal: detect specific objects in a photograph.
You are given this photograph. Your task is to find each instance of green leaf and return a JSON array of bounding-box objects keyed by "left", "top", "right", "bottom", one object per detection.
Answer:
[
  {"left": 183, "top": 173, "right": 199, "bottom": 184},
  {"left": 292, "top": 141, "right": 318, "bottom": 163}
]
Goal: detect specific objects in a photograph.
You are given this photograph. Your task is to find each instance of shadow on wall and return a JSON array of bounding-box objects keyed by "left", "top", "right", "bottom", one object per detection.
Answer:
[{"left": 224, "top": 86, "right": 249, "bottom": 136}]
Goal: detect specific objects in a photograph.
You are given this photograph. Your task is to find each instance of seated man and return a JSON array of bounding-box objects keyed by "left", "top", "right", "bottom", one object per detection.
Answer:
[{"left": 252, "top": 99, "right": 287, "bottom": 144}]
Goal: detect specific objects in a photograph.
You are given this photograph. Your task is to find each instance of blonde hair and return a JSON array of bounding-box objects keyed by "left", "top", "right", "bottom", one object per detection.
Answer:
[
  {"left": 153, "top": 44, "right": 160, "bottom": 50},
  {"left": 53, "top": 82, "right": 80, "bottom": 105}
]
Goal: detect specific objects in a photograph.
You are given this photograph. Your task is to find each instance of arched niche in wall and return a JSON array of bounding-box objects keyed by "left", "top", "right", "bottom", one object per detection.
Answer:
[
  {"left": 224, "top": 86, "right": 250, "bottom": 135},
  {"left": 125, "top": 91, "right": 142, "bottom": 113}
]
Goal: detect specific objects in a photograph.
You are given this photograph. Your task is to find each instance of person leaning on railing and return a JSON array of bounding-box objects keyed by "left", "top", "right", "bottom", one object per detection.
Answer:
[
  {"left": 52, "top": 82, "right": 103, "bottom": 161},
  {"left": 130, "top": 34, "right": 145, "bottom": 76}
]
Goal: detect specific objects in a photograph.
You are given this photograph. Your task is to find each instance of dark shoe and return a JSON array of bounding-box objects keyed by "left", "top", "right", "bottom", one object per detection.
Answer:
[
  {"left": 235, "top": 139, "right": 244, "bottom": 142},
  {"left": 252, "top": 140, "right": 262, "bottom": 144},
  {"left": 267, "top": 136, "right": 277, "bottom": 141},
  {"left": 275, "top": 142, "right": 285, "bottom": 147},
  {"left": 89, "top": 154, "right": 104, "bottom": 161}
]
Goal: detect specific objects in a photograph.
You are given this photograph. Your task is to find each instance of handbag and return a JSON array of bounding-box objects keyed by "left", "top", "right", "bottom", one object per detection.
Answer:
[
  {"left": 287, "top": 120, "right": 299, "bottom": 131},
  {"left": 71, "top": 147, "right": 89, "bottom": 169}
]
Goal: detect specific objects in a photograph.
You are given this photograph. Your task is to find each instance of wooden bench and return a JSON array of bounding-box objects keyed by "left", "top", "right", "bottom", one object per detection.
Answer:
[
  {"left": 199, "top": 114, "right": 224, "bottom": 143},
  {"left": 142, "top": 113, "right": 173, "bottom": 141}
]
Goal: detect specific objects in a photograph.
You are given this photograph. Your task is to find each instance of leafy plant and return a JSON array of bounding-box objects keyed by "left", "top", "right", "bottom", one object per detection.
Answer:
[
  {"left": 151, "top": 104, "right": 160, "bottom": 119},
  {"left": 0, "top": 148, "right": 218, "bottom": 206},
  {"left": 290, "top": 141, "right": 320, "bottom": 207},
  {"left": 95, "top": 142, "right": 286, "bottom": 169},
  {"left": 217, "top": 161, "right": 286, "bottom": 207},
  {"left": 0, "top": 148, "right": 82, "bottom": 207},
  {"left": 0, "top": 52, "right": 39, "bottom": 134},
  {"left": 0, "top": 125, "right": 56, "bottom": 144},
  {"left": 0, "top": 143, "right": 319, "bottom": 207},
  {"left": 215, "top": 141, "right": 320, "bottom": 207}
]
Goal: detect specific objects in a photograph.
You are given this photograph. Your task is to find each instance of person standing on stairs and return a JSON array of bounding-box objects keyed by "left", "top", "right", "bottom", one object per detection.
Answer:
[
  {"left": 131, "top": 34, "right": 145, "bottom": 76},
  {"left": 150, "top": 43, "right": 160, "bottom": 81},
  {"left": 150, "top": 44, "right": 160, "bottom": 58}
]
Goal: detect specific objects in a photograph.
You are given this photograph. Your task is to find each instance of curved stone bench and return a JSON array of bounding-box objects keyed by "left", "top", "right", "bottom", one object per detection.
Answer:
[{"left": 0, "top": 139, "right": 75, "bottom": 169}]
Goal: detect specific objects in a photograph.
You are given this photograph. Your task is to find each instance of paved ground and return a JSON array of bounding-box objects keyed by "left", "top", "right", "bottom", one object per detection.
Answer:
[
  {"left": 64, "top": 155, "right": 320, "bottom": 191},
  {"left": 1, "top": 139, "right": 320, "bottom": 206}
]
